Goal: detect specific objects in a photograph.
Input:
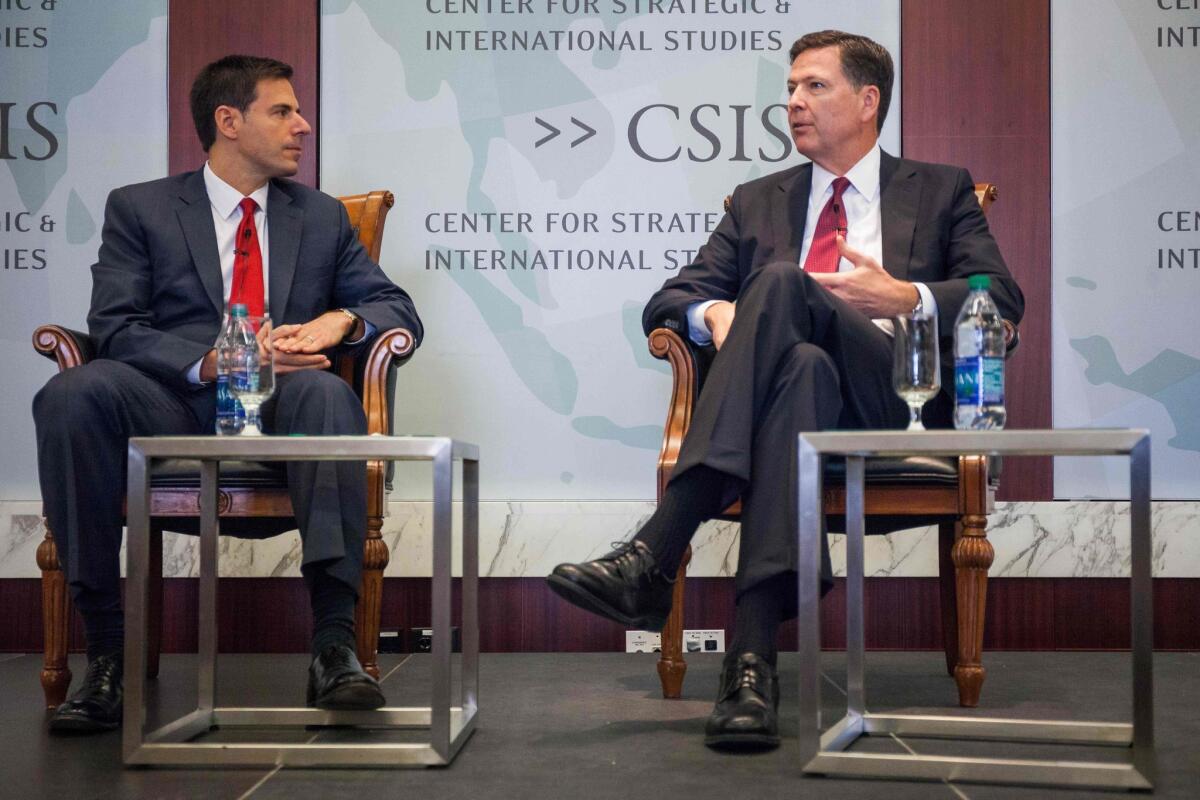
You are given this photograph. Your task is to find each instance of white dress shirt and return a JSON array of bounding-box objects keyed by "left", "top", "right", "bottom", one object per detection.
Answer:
[
  {"left": 686, "top": 144, "right": 936, "bottom": 344},
  {"left": 202, "top": 161, "right": 272, "bottom": 311},
  {"left": 187, "top": 162, "right": 372, "bottom": 383}
]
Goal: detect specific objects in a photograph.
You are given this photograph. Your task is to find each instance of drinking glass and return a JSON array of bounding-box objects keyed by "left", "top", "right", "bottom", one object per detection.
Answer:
[
  {"left": 892, "top": 310, "right": 940, "bottom": 431},
  {"left": 230, "top": 315, "right": 274, "bottom": 436}
]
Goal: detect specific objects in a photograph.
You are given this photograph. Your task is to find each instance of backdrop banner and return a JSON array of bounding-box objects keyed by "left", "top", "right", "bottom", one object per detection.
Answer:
[
  {"left": 0, "top": 1, "right": 168, "bottom": 499},
  {"left": 320, "top": 0, "right": 901, "bottom": 500},
  {"left": 1052, "top": 0, "right": 1200, "bottom": 499}
]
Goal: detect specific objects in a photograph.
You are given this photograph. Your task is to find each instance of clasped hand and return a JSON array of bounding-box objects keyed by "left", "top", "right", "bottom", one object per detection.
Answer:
[
  {"left": 703, "top": 237, "right": 919, "bottom": 351},
  {"left": 200, "top": 311, "right": 355, "bottom": 381},
  {"left": 271, "top": 310, "right": 358, "bottom": 373}
]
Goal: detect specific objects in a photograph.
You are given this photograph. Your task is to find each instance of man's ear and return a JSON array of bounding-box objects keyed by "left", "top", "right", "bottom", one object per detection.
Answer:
[
  {"left": 213, "top": 105, "right": 241, "bottom": 142},
  {"left": 860, "top": 85, "right": 880, "bottom": 125}
]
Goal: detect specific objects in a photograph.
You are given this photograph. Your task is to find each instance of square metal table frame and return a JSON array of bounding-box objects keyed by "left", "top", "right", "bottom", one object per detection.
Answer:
[
  {"left": 122, "top": 435, "right": 479, "bottom": 768},
  {"left": 796, "top": 429, "right": 1154, "bottom": 791}
]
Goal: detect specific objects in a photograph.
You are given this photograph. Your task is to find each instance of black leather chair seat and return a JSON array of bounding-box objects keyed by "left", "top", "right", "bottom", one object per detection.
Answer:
[
  {"left": 712, "top": 454, "right": 962, "bottom": 531},
  {"left": 822, "top": 455, "right": 959, "bottom": 486},
  {"left": 149, "top": 459, "right": 288, "bottom": 489}
]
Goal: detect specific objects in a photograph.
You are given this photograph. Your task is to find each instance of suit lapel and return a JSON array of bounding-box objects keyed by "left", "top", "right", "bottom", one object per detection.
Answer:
[
  {"left": 266, "top": 181, "right": 303, "bottom": 320},
  {"left": 774, "top": 163, "right": 812, "bottom": 265},
  {"left": 880, "top": 151, "right": 920, "bottom": 280},
  {"left": 176, "top": 171, "right": 224, "bottom": 316}
]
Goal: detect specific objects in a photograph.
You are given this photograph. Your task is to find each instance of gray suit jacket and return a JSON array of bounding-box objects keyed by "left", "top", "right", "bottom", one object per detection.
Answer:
[
  {"left": 87, "top": 170, "right": 421, "bottom": 411},
  {"left": 642, "top": 151, "right": 1024, "bottom": 342}
]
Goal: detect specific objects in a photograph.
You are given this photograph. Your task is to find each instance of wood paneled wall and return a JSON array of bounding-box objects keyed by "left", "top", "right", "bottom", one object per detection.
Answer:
[
  {"left": 3, "top": 578, "right": 1197, "bottom": 654},
  {"left": 902, "top": 0, "right": 1053, "bottom": 499},
  {"left": 167, "top": 0, "right": 319, "bottom": 186}
]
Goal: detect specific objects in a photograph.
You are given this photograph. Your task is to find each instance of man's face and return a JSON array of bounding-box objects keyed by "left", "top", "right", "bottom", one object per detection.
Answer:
[
  {"left": 786, "top": 46, "right": 875, "bottom": 168},
  {"left": 229, "top": 78, "right": 311, "bottom": 179}
]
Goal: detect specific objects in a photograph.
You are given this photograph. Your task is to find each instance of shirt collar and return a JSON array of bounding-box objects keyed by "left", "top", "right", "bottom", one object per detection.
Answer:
[
  {"left": 810, "top": 143, "right": 882, "bottom": 204},
  {"left": 203, "top": 162, "right": 270, "bottom": 221}
]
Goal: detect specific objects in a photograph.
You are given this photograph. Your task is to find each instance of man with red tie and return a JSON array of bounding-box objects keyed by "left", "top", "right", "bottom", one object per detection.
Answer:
[
  {"left": 548, "top": 31, "right": 1023, "bottom": 749},
  {"left": 33, "top": 55, "right": 422, "bottom": 732}
]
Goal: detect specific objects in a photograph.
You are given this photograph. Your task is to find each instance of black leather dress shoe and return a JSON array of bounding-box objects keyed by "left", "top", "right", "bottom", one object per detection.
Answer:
[
  {"left": 307, "top": 643, "right": 386, "bottom": 710},
  {"left": 546, "top": 540, "right": 674, "bottom": 631},
  {"left": 48, "top": 653, "right": 123, "bottom": 734},
  {"left": 704, "top": 652, "right": 780, "bottom": 751}
]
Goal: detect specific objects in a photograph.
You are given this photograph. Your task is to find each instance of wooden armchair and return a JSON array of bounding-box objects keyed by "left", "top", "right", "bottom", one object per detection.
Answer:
[
  {"left": 32, "top": 190, "right": 413, "bottom": 709},
  {"left": 650, "top": 184, "right": 1011, "bottom": 709}
]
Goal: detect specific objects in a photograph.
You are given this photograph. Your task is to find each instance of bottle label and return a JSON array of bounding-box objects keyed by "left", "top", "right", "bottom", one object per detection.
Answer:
[
  {"left": 216, "top": 374, "right": 233, "bottom": 417},
  {"left": 216, "top": 372, "right": 245, "bottom": 420},
  {"left": 955, "top": 356, "right": 1004, "bottom": 405}
]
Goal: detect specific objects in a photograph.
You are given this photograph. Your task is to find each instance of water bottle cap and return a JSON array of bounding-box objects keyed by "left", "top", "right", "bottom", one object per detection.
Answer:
[
  {"left": 967, "top": 274, "right": 991, "bottom": 291},
  {"left": 229, "top": 303, "right": 248, "bottom": 317}
]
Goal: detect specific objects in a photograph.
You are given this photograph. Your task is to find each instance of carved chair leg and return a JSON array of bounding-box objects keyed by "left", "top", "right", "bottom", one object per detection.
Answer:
[
  {"left": 953, "top": 455, "right": 993, "bottom": 707},
  {"left": 37, "top": 522, "right": 72, "bottom": 709},
  {"left": 355, "top": 514, "right": 389, "bottom": 681},
  {"left": 938, "top": 522, "right": 960, "bottom": 677},
  {"left": 657, "top": 547, "right": 691, "bottom": 699},
  {"left": 146, "top": 526, "right": 164, "bottom": 679}
]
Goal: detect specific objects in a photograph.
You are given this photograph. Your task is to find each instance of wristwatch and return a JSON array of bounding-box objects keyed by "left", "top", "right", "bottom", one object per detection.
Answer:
[
  {"left": 338, "top": 307, "right": 360, "bottom": 339},
  {"left": 910, "top": 287, "right": 923, "bottom": 315}
]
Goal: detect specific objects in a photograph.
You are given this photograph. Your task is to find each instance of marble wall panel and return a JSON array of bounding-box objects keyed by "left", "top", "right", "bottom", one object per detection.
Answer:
[{"left": 1, "top": 500, "right": 1196, "bottom": 580}]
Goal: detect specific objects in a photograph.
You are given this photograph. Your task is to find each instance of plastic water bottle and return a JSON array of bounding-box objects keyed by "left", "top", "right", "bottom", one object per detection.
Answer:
[
  {"left": 954, "top": 274, "right": 1006, "bottom": 429},
  {"left": 215, "top": 304, "right": 249, "bottom": 435}
]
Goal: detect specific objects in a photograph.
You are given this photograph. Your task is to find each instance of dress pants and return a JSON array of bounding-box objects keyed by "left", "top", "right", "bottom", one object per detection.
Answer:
[
  {"left": 32, "top": 360, "right": 368, "bottom": 621},
  {"left": 670, "top": 261, "right": 909, "bottom": 600}
]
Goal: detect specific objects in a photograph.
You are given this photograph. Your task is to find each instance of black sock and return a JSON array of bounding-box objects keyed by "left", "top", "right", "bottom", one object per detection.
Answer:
[
  {"left": 309, "top": 571, "right": 357, "bottom": 657},
  {"left": 726, "top": 573, "right": 792, "bottom": 668},
  {"left": 74, "top": 588, "right": 124, "bottom": 661},
  {"left": 636, "top": 465, "right": 736, "bottom": 576}
]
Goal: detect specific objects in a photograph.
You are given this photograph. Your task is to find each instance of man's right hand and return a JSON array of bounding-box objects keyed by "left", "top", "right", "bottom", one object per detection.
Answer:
[
  {"left": 274, "top": 350, "right": 331, "bottom": 374},
  {"left": 704, "top": 300, "right": 736, "bottom": 350},
  {"left": 199, "top": 350, "right": 218, "bottom": 383},
  {"left": 199, "top": 338, "right": 330, "bottom": 383}
]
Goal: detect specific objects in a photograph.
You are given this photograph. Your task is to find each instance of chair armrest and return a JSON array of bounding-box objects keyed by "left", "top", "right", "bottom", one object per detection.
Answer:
[
  {"left": 33, "top": 325, "right": 96, "bottom": 371},
  {"left": 1003, "top": 319, "right": 1020, "bottom": 356},
  {"left": 344, "top": 327, "right": 416, "bottom": 436},
  {"left": 332, "top": 327, "right": 415, "bottom": 495},
  {"left": 648, "top": 327, "right": 701, "bottom": 500}
]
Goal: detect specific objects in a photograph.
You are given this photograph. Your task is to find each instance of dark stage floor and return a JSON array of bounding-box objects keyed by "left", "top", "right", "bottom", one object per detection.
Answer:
[{"left": 0, "top": 650, "right": 1196, "bottom": 799}]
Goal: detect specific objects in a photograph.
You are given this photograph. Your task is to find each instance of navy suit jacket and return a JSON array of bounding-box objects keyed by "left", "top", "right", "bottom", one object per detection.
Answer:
[
  {"left": 642, "top": 151, "right": 1024, "bottom": 342},
  {"left": 87, "top": 169, "right": 422, "bottom": 418}
]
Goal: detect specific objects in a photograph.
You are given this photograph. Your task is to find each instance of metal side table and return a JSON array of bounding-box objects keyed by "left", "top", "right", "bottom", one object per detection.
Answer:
[
  {"left": 122, "top": 435, "right": 479, "bottom": 768},
  {"left": 796, "top": 429, "right": 1154, "bottom": 791}
]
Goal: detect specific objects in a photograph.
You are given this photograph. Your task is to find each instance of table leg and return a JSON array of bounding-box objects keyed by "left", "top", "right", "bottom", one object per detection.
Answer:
[
  {"left": 462, "top": 456, "right": 480, "bottom": 714},
  {"left": 846, "top": 457, "right": 866, "bottom": 717},
  {"left": 198, "top": 461, "right": 219, "bottom": 714},
  {"left": 431, "top": 440, "right": 453, "bottom": 761},
  {"left": 797, "top": 439, "right": 824, "bottom": 763},
  {"left": 1129, "top": 434, "right": 1156, "bottom": 783},
  {"left": 123, "top": 447, "right": 152, "bottom": 763}
]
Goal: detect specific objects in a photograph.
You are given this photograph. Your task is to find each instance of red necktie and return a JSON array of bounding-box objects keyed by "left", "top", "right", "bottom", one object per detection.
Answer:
[
  {"left": 230, "top": 197, "right": 264, "bottom": 317},
  {"left": 803, "top": 176, "right": 850, "bottom": 273}
]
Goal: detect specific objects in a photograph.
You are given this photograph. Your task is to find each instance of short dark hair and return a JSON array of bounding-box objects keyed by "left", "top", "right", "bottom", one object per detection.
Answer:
[
  {"left": 189, "top": 55, "right": 293, "bottom": 151},
  {"left": 789, "top": 31, "right": 893, "bottom": 134}
]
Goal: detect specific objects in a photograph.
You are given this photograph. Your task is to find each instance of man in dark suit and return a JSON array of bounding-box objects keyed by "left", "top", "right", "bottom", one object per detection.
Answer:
[
  {"left": 548, "top": 31, "right": 1023, "bottom": 749},
  {"left": 33, "top": 55, "right": 422, "bottom": 732}
]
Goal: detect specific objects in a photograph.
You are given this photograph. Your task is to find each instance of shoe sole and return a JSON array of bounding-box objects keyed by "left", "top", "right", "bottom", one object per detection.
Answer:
[
  {"left": 312, "top": 681, "right": 386, "bottom": 711},
  {"left": 704, "top": 732, "right": 781, "bottom": 751},
  {"left": 48, "top": 713, "right": 120, "bottom": 734},
  {"left": 545, "top": 574, "right": 667, "bottom": 632}
]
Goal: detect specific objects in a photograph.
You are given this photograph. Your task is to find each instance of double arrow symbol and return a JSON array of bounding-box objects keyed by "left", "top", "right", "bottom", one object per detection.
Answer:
[{"left": 534, "top": 117, "right": 596, "bottom": 148}]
